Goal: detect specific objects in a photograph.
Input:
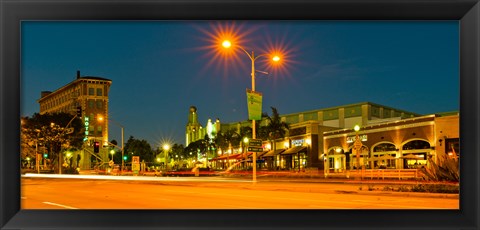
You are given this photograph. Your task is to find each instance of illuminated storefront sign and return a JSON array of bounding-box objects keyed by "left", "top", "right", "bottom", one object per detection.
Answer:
[
  {"left": 346, "top": 134, "right": 367, "bottom": 143},
  {"left": 292, "top": 139, "right": 305, "bottom": 147}
]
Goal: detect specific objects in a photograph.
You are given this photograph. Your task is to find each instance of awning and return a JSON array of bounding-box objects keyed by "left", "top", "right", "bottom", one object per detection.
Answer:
[
  {"left": 282, "top": 146, "right": 307, "bottom": 155},
  {"left": 247, "top": 151, "right": 269, "bottom": 158},
  {"left": 262, "top": 149, "right": 285, "bottom": 157},
  {"left": 213, "top": 154, "right": 241, "bottom": 161}
]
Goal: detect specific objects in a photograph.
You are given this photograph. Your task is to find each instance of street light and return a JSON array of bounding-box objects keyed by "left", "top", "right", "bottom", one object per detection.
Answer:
[
  {"left": 222, "top": 40, "right": 281, "bottom": 182},
  {"left": 163, "top": 144, "right": 170, "bottom": 172},
  {"left": 98, "top": 116, "right": 125, "bottom": 174},
  {"left": 110, "top": 149, "right": 115, "bottom": 161},
  {"left": 353, "top": 125, "right": 362, "bottom": 172}
]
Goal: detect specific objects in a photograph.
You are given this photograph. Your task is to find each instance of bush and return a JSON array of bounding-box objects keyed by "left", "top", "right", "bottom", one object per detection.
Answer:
[
  {"left": 420, "top": 155, "right": 459, "bottom": 182},
  {"left": 62, "top": 167, "right": 79, "bottom": 174}
]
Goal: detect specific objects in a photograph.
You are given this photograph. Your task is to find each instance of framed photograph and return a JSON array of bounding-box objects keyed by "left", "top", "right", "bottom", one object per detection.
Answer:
[{"left": 1, "top": 0, "right": 479, "bottom": 229}]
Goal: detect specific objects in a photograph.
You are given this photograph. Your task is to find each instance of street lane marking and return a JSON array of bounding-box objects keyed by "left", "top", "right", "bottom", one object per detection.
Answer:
[{"left": 43, "top": 202, "right": 78, "bottom": 209}]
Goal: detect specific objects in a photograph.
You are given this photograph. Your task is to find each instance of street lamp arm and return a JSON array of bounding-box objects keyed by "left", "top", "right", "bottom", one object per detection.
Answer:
[
  {"left": 108, "top": 118, "right": 124, "bottom": 129},
  {"left": 253, "top": 53, "right": 270, "bottom": 61},
  {"left": 236, "top": 46, "right": 253, "bottom": 60}
]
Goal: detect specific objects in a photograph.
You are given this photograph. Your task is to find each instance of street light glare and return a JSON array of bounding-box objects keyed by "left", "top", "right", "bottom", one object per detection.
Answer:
[
  {"left": 354, "top": 125, "right": 361, "bottom": 132},
  {"left": 163, "top": 144, "right": 170, "bottom": 151},
  {"left": 272, "top": 55, "right": 280, "bottom": 62},
  {"left": 222, "top": 40, "right": 231, "bottom": 48}
]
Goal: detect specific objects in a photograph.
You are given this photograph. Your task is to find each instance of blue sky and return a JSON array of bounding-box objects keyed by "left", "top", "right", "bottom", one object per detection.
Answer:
[{"left": 21, "top": 21, "right": 459, "bottom": 147}]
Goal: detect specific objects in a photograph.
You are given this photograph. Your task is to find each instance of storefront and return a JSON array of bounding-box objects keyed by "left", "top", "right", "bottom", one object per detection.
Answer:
[{"left": 323, "top": 114, "right": 459, "bottom": 171}]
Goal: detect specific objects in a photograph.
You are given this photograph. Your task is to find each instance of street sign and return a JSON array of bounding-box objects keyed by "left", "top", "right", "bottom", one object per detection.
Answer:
[
  {"left": 248, "top": 147, "right": 263, "bottom": 152},
  {"left": 132, "top": 156, "right": 140, "bottom": 164},
  {"left": 249, "top": 139, "right": 262, "bottom": 147}
]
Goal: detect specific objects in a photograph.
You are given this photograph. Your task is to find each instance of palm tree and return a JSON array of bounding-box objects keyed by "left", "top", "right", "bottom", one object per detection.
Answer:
[
  {"left": 215, "top": 129, "right": 240, "bottom": 169},
  {"left": 263, "top": 107, "right": 289, "bottom": 169}
]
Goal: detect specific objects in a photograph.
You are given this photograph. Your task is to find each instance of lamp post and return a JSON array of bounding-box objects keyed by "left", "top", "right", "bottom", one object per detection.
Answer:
[
  {"left": 98, "top": 116, "right": 124, "bottom": 174},
  {"left": 222, "top": 40, "right": 280, "bottom": 182},
  {"left": 353, "top": 125, "right": 362, "bottom": 173},
  {"left": 163, "top": 144, "right": 170, "bottom": 172}
]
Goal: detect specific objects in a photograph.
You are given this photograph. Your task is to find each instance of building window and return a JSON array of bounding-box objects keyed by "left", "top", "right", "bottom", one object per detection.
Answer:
[
  {"left": 88, "top": 100, "right": 95, "bottom": 109},
  {"left": 97, "top": 126, "right": 102, "bottom": 136},
  {"left": 97, "top": 88, "right": 102, "bottom": 96},
  {"left": 96, "top": 100, "right": 103, "bottom": 109},
  {"left": 89, "top": 88, "right": 95, "bottom": 95}
]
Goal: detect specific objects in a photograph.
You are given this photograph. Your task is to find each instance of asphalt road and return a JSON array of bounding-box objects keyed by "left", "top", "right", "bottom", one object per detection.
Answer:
[{"left": 21, "top": 177, "right": 459, "bottom": 209}]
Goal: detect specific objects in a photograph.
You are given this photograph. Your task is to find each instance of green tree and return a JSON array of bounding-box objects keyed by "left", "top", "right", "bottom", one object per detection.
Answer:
[
  {"left": 123, "top": 136, "right": 154, "bottom": 164},
  {"left": 215, "top": 129, "right": 242, "bottom": 168},
  {"left": 21, "top": 112, "right": 84, "bottom": 173}
]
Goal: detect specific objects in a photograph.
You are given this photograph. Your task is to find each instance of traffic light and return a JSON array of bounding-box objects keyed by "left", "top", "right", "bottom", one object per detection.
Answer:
[
  {"left": 123, "top": 156, "right": 127, "bottom": 161},
  {"left": 43, "top": 153, "right": 48, "bottom": 158},
  {"left": 93, "top": 141, "right": 100, "bottom": 153},
  {"left": 76, "top": 106, "right": 82, "bottom": 117}
]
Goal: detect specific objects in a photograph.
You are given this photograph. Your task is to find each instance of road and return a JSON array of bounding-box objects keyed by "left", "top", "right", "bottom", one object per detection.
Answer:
[{"left": 21, "top": 176, "right": 459, "bottom": 209}]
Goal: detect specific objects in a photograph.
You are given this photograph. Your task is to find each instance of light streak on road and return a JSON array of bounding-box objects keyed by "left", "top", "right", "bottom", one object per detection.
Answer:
[
  {"left": 23, "top": 173, "right": 252, "bottom": 183},
  {"left": 43, "top": 202, "right": 78, "bottom": 209}
]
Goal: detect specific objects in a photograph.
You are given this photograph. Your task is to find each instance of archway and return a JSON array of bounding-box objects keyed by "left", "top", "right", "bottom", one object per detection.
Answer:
[
  {"left": 326, "top": 146, "right": 345, "bottom": 172},
  {"left": 347, "top": 145, "right": 369, "bottom": 169},
  {"left": 371, "top": 142, "right": 398, "bottom": 169},
  {"left": 401, "top": 139, "right": 431, "bottom": 169}
]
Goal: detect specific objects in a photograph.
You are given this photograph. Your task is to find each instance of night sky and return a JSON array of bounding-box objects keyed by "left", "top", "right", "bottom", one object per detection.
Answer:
[{"left": 21, "top": 21, "right": 459, "bottom": 147}]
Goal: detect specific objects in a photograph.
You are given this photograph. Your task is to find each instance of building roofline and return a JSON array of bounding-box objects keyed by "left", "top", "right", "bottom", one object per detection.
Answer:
[
  {"left": 323, "top": 114, "right": 437, "bottom": 136},
  {"left": 280, "top": 101, "right": 422, "bottom": 117},
  {"left": 37, "top": 75, "right": 112, "bottom": 103}
]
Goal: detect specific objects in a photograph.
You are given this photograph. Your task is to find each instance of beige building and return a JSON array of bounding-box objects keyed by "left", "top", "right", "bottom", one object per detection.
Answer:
[
  {"left": 323, "top": 113, "right": 459, "bottom": 172},
  {"left": 189, "top": 102, "right": 424, "bottom": 170},
  {"left": 38, "top": 71, "right": 112, "bottom": 169}
]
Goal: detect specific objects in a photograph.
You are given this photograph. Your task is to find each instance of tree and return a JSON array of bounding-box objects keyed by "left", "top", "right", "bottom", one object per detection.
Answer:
[
  {"left": 123, "top": 136, "right": 154, "bottom": 164},
  {"left": 215, "top": 129, "right": 241, "bottom": 168},
  {"left": 185, "top": 135, "right": 216, "bottom": 168},
  {"left": 21, "top": 112, "right": 84, "bottom": 173}
]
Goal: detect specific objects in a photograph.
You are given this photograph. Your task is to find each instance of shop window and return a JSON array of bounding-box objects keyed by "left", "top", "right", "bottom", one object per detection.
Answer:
[
  {"left": 445, "top": 138, "right": 460, "bottom": 158},
  {"left": 402, "top": 140, "right": 430, "bottom": 150},
  {"left": 373, "top": 143, "right": 396, "bottom": 152}
]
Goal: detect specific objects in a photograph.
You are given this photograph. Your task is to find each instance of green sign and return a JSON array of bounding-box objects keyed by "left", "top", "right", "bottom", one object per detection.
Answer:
[
  {"left": 246, "top": 89, "right": 262, "bottom": 121},
  {"left": 249, "top": 139, "right": 262, "bottom": 147},
  {"left": 248, "top": 147, "right": 264, "bottom": 152}
]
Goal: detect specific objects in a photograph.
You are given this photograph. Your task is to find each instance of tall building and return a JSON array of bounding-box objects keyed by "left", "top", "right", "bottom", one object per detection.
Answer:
[
  {"left": 185, "top": 106, "right": 220, "bottom": 146},
  {"left": 37, "top": 71, "right": 112, "bottom": 169}
]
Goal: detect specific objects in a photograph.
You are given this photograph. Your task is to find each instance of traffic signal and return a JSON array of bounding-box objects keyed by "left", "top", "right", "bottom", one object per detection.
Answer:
[
  {"left": 123, "top": 156, "right": 127, "bottom": 161},
  {"left": 76, "top": 106, "right": 82, "bottom": 117},
  {"left": 93, "top": 141, "right": 100, "bottom": 153},
  {"left": 43, "top": 153, "right": 48, "bottom": 158}
]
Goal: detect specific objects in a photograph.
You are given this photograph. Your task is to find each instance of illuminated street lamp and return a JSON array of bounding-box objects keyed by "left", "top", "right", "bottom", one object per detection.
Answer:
[
  {"left": 353, "top": 125, "right": 362, "bottom": 171},
  {"left": 222, "top": 40, "right": 281, "bottom": 182},
  {"left": 110, "top": 149, "right": 115, "bottom": 161},
  {"left": 98, "top": 116, "right": 125, "bottom": 174},
  {"left": 163, "top": 144, "right": 170, "bottom": 171}
]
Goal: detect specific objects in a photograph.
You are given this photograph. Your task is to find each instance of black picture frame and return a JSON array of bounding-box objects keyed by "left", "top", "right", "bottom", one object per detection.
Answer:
[{"left": 1, "top": 0, "right": 479, "bottom": 229}]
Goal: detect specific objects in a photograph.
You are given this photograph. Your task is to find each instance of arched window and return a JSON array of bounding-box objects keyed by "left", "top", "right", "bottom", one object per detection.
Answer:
[
  {"left": 373, "top": 143, "right": 396, "bottom": 152},
  {"left": 402, "top": 140, "right": 430, "bottom": 150}
]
